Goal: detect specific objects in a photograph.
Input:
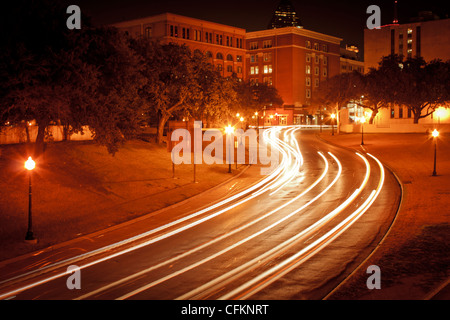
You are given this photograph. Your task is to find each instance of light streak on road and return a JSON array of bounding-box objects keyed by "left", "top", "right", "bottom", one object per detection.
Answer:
[
  {"left": 0, "top": 126, "right": 300, "bottom": 300},
  {"left": 218, "top": 153, "right": 385, "bottom": 300}
]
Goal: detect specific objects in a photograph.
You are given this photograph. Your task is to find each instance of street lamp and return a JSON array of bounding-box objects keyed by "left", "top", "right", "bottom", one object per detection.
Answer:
[
  {"left": 432, "top": 129, "right": 439, "bottom": 176},
  {"left": 331, "top": 113, "right": 336, "bottom": 136},
  {"left": 359, "top": 116, "right": 366, "bottom": 145},
  {"left": 24, "top": 156, "right": 36, "bottom": 242},
  {"left": 225, "top": 125, "right": 235, "bottom": 173},
  {"left": 255, "top": 112, "right": 259, "bottom": 128}
]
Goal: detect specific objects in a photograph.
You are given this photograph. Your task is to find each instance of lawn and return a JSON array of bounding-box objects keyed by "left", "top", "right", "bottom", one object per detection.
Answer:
[{"left": 0, "top": 139, "right": 241, "bottom": 261}]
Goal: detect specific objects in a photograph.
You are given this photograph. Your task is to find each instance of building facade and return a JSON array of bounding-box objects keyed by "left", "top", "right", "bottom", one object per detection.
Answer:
[
  {"left": 112, "top": 13, "right": 246, "bottom": 80},
  {"left": 361, "top": 17, "right": 450, "bottom": 131},
  {"left": 364, "top": 18, "right": 450, "bottom": 70},
  {"left": 245, "top": 27, "right": 341, "bottom": 125}
]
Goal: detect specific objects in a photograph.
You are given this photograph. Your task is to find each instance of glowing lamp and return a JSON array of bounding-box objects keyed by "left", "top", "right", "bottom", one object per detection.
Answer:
[
  {"left": 225, "top": 125, "right": 235, "bottom": 134},
  {"left": 432, "top": 129, "right": 439, "bottom": 138},
  {"left": 25, "top": 157, "right": 35, "bottom": 171}
]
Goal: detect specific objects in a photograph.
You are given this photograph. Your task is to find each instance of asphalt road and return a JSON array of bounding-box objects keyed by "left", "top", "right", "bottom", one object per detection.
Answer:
[{"left": 0, "top": 127, "right": 401, "bottom": 300}]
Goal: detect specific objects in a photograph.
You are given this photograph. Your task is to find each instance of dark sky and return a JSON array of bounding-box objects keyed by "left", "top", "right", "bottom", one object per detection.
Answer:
[{"left": 61, "top": 0, "right": 448, "bottom": 54}]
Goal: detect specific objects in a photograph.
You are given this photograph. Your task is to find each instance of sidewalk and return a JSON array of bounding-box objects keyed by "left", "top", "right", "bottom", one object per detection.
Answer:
[{"left": 318, "top": 131, "right": 449, "bottom": 300}]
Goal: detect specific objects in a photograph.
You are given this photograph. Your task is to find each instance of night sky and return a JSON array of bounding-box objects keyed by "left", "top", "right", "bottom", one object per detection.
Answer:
[{"left": 54, "top": 0, "right": 450, "bottom": 56}]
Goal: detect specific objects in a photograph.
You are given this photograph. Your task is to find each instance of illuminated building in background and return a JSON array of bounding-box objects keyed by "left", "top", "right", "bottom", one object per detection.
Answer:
[
  {"left": 362, "top": 12, "right": 450, "bottom": 129},
  {"left": 364, "top": 14, "right": 450, "bottom": 70},
  {"left": 111, "top": 13, "right": 246, "bottom": 80},
  {"left": 267, "top": 0, "right": 302, "bottom": 29},
  {"left": 245, "top": 27, "right": 341, "bottom": 126}
]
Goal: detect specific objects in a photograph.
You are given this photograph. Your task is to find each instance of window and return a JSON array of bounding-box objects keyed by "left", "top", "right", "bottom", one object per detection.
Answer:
[
  {"left": 205, "top": 51, "right": 212, "bottom": 58},
  {"left": 237, "top": 66, "right": 242, "bottom": 74},
  {"left": 407, "top": 108, "right": 412, "bottom": 118},
  {"left": 306, "top": 77, "right": 311, "bottom": 86},
  {"left": 323, "top": 68, "right": 327, "bottom": 77},
  {"left": 205, "top": 32, "right": 212, "bottom": 43},
  {"left": 399, "top": 107, "right": 403, "bottom": 118},
  {"left": 263, "top": 40, "right": 272, "bottom": 48},
  {"left": 250, "top": 42, "right": 258, "bottom": 50},
  {"left": 263, "top": 65, "right": 272, "bottom": 74},
  {"left": 216, "top": 52, "right": 223, "bottom": 60},
  {"left": 407, "top": 28, "right": 413, "bottom": 34},
  {"left": 306, "top": 53, "right": 311, "bottom": 63},
  {"left": 194, "top": 30, "right": 201, "bottom": 41},
  {"left": 250, "top": 66, "right": 259, "bottom": 75},
  {"left": 227, "top": 65, "right": 233, "bottom": 73},
  {"left": 315, "top": 55, "right": 319, "bottom": 64},
  {"left": 145, "top": 27, "right": 152, "bottom": 38},
  {"left": 226, "top": 36, "right": 230, "bottom": 46},
  {"left": 305, "top": 40, "right": 311, "bottom": 49},
  {"left": 315, "top": 78, "right": 319, "bottom": 87},
  {"left": 390, "top": 107, "right": 395, "bottom": 118},
  {"left": 314, "top": 43, "right": 319, "bottom": 50},
  {"left": 226, "top": 54, "right": 233, "bottom": 61},
  {"left": 306, "top": 89, "right": 311, "bottom": 99},
  {"left": 217, "top": 64, "right": 223, "bottom": 71},
  {"left": 306, "top": 65, "right": 311, "bottom": 74},
  {"left": 263, "top": 52, "right": 272, "bottom": 62},
  {"left": 322, "top": 44, "right": 328, "bottom": 52},
  {"left": 263, "top": 77, "right": 273, "bottom": 85},
  {"left": 236, "top": 55, "right": 242, "bottom": 62},
  {"left": 323, "top": 56, "right": 327, "bottom": 65},
  {"left": 250, "top": 55, "right": 256, "bottom": 63},
  {"left": 315, "top": 66, "right": 319, "bottom": 75}
]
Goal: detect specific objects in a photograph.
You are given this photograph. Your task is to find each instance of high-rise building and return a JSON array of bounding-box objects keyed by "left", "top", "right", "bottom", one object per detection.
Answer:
[{"left": 267, "top": 0, "right": 302, "bottom": 29}]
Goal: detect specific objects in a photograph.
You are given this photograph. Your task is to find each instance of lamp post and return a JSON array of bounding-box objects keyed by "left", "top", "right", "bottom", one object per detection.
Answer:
[
  {"left": 255, "top": 112, "right": 259, "bottom": 128},
  {"left": 225, "top": 125, "right": 235, "bottom": 173},
  {"left": 24, "top": 156, "right": 36, "bottom": 242},
  {"left": 331, "top": 113, "right": 336, "bottom": 136},
  {"left": 359, "top": 116, "right": 366, "bottom": 145},
  {"left": 432, "top": 129, "right": 439, "bottom": 176}
]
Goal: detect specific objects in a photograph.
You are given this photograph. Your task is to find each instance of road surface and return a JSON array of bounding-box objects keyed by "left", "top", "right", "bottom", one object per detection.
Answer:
[{"left": 0, "top": 127, "right": 401, "bottom": 300}]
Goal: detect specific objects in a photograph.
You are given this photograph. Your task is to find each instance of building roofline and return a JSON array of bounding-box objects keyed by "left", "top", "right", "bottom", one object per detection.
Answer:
[
  {"left": 110, "top": 12, "right": 247, "bottom": 34},
  {"left": 245, "top": 26, "right": 342, "bottom": 44}
]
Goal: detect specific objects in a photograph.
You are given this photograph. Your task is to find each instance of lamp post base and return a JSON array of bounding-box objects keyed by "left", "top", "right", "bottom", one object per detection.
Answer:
[{"left": 25, "top": 232, "right": 37, "bottom": 244}]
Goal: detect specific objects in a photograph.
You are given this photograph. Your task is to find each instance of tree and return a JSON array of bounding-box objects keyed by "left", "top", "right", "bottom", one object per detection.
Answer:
[
  {"left": 313, "top": 71, "right": 361, "bottom": 131},
  {"left": 236, "top": 81, "right": 283, "bottom": 119},
  {"left": 132, "top": 41, "right": 200, "bottom": 143},
  {"left": 371, "top": 54, "right": 450, "bottom": 124},
  {"left": 0, "top": 1, "right": 145, "bottom": 155},
  {"left": 398, "top": 57, "right": 449, "bottom": 123}
]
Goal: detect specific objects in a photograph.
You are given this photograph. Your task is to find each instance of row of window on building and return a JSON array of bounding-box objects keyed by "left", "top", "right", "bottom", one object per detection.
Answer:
[
  {"left": 166, "top": 24, "right": 244, "bottom": 48},
  {"left": 215, "top": 64, "right": 243, "bottom": 74},
  {"left": 249, "top": 65, "right": 273, "bottom": 75},
  {"left": 248, "top": 40, "right": 329, "bottom": 52},
  {"left": 306, "top": 65, "right": 328, "bottom": 77}
]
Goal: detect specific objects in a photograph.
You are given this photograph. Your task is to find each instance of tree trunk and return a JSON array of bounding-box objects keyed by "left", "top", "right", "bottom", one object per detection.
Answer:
[
  {"left": 24, "top": 124, "right": 31, "bottom": 143},
  {"left": 156, "top": 114, "right": 169, "bottom": 144},
  {"left": 413, "top": 111, "right": 420, "bottom": 124},
  {"left": 369, "top": 108, "right": 378, "bottom": 124},
  {"left": 34, "top": 124, "right": 47, "bottom": 157}
]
